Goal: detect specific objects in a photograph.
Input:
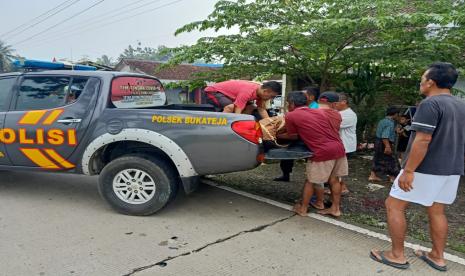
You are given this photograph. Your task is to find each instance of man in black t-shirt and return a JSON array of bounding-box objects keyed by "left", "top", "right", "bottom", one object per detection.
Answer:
[{"left": 370, "top": 63, "right": 465, "bottom": 271}]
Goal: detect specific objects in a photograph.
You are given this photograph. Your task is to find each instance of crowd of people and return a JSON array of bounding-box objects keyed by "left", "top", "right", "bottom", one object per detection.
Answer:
[
  {"left": 203, "top": 62, "right": 465, "bottom": 272},
  {"left": 204, "top": 80, "right": 358, "bottom": 217}
]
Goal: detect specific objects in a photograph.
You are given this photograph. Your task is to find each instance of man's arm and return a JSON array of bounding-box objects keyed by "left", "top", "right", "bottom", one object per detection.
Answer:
[
  {"left": 398, "top": 132, "right": 432, "bottom": 191},
  {"left": 383, "top": 138, "right": 392, "bottom": 155},
  {"left": 234, "top": 106, "right": 243, "bottom": 114},
  {"left": 277, "top": 132, "right": 298, "bottom": 140},
  {"left": 257, "top": 100, "right": 269, "bottom": 119},
  {"left": 340, "top": 113, "right": 355, "bottom": 129},
  {"left": 278, "top": 112, "right": 298, "bottom": 140},
  {"left": 380, "top": 122, "right": 394, "bottom": 155}
]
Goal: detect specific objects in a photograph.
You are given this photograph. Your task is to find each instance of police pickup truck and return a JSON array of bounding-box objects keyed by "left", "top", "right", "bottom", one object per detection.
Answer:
[{"left": 0, "top": 62, "right": 272, "bottom": 215}]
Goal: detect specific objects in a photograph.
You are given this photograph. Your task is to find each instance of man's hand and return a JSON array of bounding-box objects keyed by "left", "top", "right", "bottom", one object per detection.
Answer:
[
  {"left": 384, "top": 146, "right": 392, "bottom": 155},
  {"left": 398, "top": 171, "right": 414, "bottom": 192}
]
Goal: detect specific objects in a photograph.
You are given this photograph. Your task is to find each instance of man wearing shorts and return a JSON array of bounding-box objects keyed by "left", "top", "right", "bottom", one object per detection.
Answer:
[
  {"left": 336, "top": 92, "right": 357, "bottom": 194},
  {"left": 279, "top": 91, "right": 348, "bottom": 217},
  {"left": 204, "top": 80, "right": 281, "bottom": 119},
  {"left": 274, "top": 86, "right": 320, "bottom": 182},
  {"left": 370, "top": 62, "right": 465, "bottom": 271}
]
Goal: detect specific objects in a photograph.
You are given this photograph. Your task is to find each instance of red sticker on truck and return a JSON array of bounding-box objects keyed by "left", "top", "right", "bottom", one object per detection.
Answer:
[{"left": 111, "top": 77, "right": 165, "bottom": 108}]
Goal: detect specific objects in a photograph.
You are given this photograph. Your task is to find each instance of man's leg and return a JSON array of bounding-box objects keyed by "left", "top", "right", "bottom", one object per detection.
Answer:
[
  {"left": 369, "top": 140, "right": 383, "bottom": 181},
  {"left": 340, "top": 178, "right": 349, "bottom": 194},
  {"left": 293, "top": 180, "right": 314, "bottom": 216},
  {"left": 274, "top": 160, "right": 294, "bottom": 182},
  {"left": 371, "top": 196, "right": 409, "bottom": 264},
  {"left": 223, "top": 104, "right": 235, "bottom": 113},
  {"left": 243, "top": 104, "right": 256, "bottom": 115},
  {"left": 318, "top": 176, "right": 341, "bottom": 217},
  {"left": 341, "top": 153, "right": 352, "bottom": 194},
  {"left": 313, "top": 185, "right": 325, "bottom": 210},
  {"left": 421, "top": 203, "right": 448, "bottom": 266},
  {"left": 386, "top": 152, "right": 400, "bottom": 183}
]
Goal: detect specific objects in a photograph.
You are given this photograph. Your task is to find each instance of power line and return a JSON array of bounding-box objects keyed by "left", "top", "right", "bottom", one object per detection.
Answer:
[
  {"left": 16, "top": 0, "right": 185, "bottom": 49},
  {"left": 0, "top": 0, "right": 74, "bottom": 37},
  {"left": 12, "top": 0, "right": 106, "bottom": 46},
  {"left": 21, "top": 0, "right": 164, "bottom": 46},
  {"left": 0, "top": 0, "right": 81, "bottom": 40}
]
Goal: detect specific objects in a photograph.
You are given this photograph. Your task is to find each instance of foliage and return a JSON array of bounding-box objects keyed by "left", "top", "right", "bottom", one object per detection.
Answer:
[
  {"left": 118, "top": 42, "right": 172, "bottom": 62},
  {"left": 166, "top": 0, "right": 465, "bottom": 139},
  {"left": 163, "top": 79, "right": 207, "bottom": 91},
  {"left": 0, "top": 40, "right": 16, "bottom": 73},
  {"left": 95, "top": 55, "right": 114, "bottom": 67}
]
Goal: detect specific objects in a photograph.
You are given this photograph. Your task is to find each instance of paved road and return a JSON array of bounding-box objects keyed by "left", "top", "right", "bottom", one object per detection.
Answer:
[{"left": 0, "top": 171, "right": 464, "bottom": 275}]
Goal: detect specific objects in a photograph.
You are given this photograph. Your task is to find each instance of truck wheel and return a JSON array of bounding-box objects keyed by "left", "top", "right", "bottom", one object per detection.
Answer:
[{"left": 98, "top": 155, "right": 178, "bottom": 216}]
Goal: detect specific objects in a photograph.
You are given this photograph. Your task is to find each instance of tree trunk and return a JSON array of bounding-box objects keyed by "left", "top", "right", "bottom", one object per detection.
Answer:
[{"left": 320, "top": 73, "right": 329, "bottom": 92}]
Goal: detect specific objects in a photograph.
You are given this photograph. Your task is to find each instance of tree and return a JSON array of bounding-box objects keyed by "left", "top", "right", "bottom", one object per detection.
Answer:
[
  {"left": 0, "top": 40, "right": 16, "bottom": 73},
  {"left": 96, "top": 55, "right": 114, "bottom": 66},
  {"left": 118, "top": 42, "right": 173, "bottom": 62},
  {"left": 166, "top": 0, "right": 465, "bottom": 141},
  {"left": 168, "top": 0, "right": 465, "bottom": 90}
]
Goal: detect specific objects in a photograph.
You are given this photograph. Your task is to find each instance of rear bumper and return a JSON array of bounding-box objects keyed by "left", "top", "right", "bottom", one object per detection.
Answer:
[{"left": 264, "top": 140, "right": 313, "bottom": 160}]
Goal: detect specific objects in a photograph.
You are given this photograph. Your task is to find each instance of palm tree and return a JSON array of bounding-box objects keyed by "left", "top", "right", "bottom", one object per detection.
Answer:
[
  {"left": 96, "top": 55, "right": 114, "bottom": 67},
  {"left": 0, "top": 40, "right": 16, "bottom": 72}
]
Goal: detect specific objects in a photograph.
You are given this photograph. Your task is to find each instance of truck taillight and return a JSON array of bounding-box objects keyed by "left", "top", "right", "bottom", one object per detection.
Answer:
[{"left": 232, "top": 121, "right": 262, "bottom": 144}]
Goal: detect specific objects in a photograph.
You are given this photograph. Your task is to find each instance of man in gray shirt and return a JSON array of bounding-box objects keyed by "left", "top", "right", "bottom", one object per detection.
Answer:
[{"left": 370, "top": 62, "right": 465, "bottom": 271}]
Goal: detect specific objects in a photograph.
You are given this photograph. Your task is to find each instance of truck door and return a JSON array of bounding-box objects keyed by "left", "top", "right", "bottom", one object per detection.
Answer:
[
  {"left": 0, "top": 76, "right": 17, "bottom": 166},
  {"left": 4, "top": 75, "right": 100, "bottom": 170}
]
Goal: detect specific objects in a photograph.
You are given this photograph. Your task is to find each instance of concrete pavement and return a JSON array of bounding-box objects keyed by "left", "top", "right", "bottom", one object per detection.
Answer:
[{"left": 0, "top": 171, "right": 464, "bottom": 275}]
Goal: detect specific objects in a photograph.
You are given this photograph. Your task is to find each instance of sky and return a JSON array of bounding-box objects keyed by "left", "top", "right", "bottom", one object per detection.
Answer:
[{"left": 0, "top": 0, "right": 229, "bottom": 62}]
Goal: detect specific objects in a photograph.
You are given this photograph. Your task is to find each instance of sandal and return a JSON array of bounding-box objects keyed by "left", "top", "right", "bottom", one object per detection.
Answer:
[
  {"left": 369, "top": 250, "right": 410, "bottom": 270},
  {"left": 415, "top": 250, "right": 447, "bottom": 272}
]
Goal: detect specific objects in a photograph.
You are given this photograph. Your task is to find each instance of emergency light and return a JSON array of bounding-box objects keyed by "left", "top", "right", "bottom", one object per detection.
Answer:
[{"left": 12, "top": 59, "right": 97, "bottom": 71}]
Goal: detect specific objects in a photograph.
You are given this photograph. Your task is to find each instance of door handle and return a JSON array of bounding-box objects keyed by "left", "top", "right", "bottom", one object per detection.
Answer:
[{"left": 57, "top": 118, "right": 82, "bottom": 125}]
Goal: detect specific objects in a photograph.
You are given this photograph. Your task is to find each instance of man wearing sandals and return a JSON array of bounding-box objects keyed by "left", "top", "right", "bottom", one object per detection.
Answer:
[
  {"left": 280, "top": 91, "right": 348, "bottom": 217},
  {"left": 370, "top": 62, "right": 465, "bottom": 272}
]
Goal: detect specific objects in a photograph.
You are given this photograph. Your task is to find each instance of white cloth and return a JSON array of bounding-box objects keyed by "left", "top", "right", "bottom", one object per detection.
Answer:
[
  {"left": 390, "top": 170, "right": 460, "bottom": 206},
  {"left": 339, "top": 108, "right": 357, "bottom": 153}
]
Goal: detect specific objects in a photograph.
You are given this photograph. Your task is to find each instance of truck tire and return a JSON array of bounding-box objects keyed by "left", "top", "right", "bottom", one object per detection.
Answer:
[{"left": 98, "top": 155, "right": 178, "bottom": 216}]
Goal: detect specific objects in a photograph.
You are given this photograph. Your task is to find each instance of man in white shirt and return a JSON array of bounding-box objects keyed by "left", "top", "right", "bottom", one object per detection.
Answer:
[{"left": 335, "top": 93, "right": 357, "bottom": 194}]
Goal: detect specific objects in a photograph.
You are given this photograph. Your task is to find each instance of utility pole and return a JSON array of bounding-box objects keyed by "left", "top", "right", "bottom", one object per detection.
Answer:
[{"left": 281, "top": 74, "right": 287, "bottom": 112}]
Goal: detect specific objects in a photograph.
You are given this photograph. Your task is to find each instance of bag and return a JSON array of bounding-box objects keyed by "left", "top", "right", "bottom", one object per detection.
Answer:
[{"left": 259, "top": 116, "right": 289, "bottom": 148}]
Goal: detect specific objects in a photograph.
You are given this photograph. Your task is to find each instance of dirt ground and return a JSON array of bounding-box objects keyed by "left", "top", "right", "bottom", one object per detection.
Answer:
[{"left": 211, "top": 152, "right": 465, "bottom": 255}]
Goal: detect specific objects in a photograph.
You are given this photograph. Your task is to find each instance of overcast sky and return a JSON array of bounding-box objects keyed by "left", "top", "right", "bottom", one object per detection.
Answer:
[{"left": 0, "top": 0, "right": 227, "bottom": 62}]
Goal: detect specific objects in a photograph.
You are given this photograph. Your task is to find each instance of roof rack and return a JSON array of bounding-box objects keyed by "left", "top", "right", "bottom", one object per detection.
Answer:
[{"left": 13, "top": 59, "right": 97, "bottom": 72}]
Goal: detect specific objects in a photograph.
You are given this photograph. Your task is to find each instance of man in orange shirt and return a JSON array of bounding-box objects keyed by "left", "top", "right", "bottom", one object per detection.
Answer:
[{"left": 205, "top": 80, "right": 281, "bottom": 119}]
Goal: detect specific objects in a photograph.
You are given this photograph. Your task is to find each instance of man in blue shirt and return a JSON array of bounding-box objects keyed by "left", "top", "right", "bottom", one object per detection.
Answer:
[
  {"left": 369, "top": 107, "right": 400, "bottom": 183},
  {"left": 274, "top": 87, "right": 320, "bottom": 182},
  {"left": 307, "top": 87, "right": 320, "bottom": 109}
]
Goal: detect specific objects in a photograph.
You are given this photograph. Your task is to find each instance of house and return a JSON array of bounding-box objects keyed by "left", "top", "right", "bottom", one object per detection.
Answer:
[{"left": 115, "top": 59, "right": 221, "bottom": 104}]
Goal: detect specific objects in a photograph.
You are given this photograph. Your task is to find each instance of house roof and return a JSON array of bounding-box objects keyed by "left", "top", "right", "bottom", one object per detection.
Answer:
[{"left": 115, "top": 59, "right": 220, "bottom": 81}]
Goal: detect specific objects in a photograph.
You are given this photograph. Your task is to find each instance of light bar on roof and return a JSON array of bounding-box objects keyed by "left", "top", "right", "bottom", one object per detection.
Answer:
[{"left": 13, "top": 59, "right": 97, "bottom": 71}]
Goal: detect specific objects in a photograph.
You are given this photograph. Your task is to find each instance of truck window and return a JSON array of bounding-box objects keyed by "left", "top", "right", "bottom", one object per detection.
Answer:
[
  {"left": 0, "top": 77, "right": 16, "bottom": 111},
  {"left": 66, "top": 77, "right": 89, "bottom": 104},
  {"left": 111, "top": 76, "right": 166, "bottom": 108},
  {"left": 15, "top": 76, "right": 90, "bottom": 111}
]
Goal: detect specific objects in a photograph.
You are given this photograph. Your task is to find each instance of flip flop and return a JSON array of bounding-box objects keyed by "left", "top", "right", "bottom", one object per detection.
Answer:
[
  {"left": 317, "top": 209, "right": 341, "bottom": 218},
  {"left": 309, "top": 202, "right": 324, "bottom": 210},
  {"left": 369, "top": 250, "right": 410, "bottom": 270},
  {"left": 415, "top": 250, "right": 447, "bottom": 272}
]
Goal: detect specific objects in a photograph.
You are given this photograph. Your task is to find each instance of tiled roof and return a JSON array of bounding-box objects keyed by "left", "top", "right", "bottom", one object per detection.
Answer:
[{"left": 115, "top": 59, "right": 220, "bottom": 80}]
